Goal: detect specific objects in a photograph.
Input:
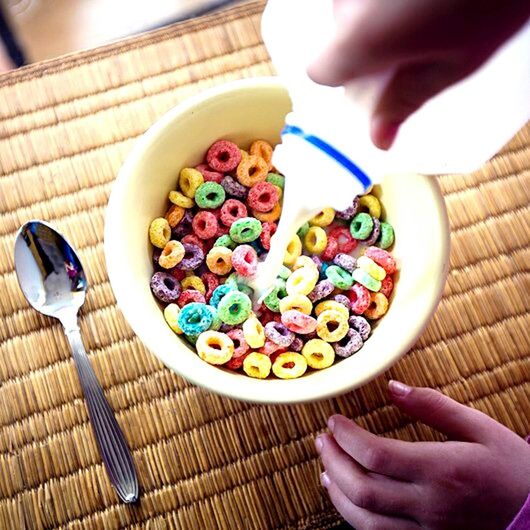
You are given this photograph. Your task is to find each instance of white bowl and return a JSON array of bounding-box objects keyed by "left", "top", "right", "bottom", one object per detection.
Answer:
[{"left": 105, "top": 77, "right": 450, "bottom": 404}]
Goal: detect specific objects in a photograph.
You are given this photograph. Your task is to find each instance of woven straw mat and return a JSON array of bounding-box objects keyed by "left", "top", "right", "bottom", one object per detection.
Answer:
[{"left": 0, "top": 1, "right": 528, "bottom": 529}]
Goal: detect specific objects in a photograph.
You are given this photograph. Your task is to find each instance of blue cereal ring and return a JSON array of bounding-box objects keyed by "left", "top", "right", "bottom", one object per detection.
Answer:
[
  {"left": 209, "top": 283, "right": 236, "bottom": 308},
  {"left": 177, "top": 302, "right": 213, "bottom": 335}
]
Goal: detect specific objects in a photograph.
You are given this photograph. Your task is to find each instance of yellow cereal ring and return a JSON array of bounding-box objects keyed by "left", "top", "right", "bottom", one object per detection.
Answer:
[
  {"left": 253, "top": 201, "right": 282, "bottom": 222},
  {"left": 242, "top": 314, "right": 265, "bottom": 348},
  {"left": 309, "top": 207, "right": 335, "bottom": 227},
  {"left": 273, "top": 184, "right": 283, "bottom": 201},
  {"left": 250, "top": 139, "right": 273, "bottom": 170},
  {"left": 279, "top": 294, "right": 313, "bottom": 315},
  {"left": 196, "top": 331, "right": 234, "bottom": 365},
  {"left": 272, "top": 352, "right": 307, "bottom": 379},
  {"left": 169, "top": 190, "right": 194, "bottom": 209},
  {"left": 293, "top": 255, "right": 318, "bottom": 271},
  {"left": 304, "top": 226, "right": 327, "bottom": 254},
  {"left": 179, "top": 167, "right": 204, "bottom": 198},
  {"left": 181, "top": 275, "right": 206, "bottom": 294},
  {"left": 165, "top": 204, "right": 186, "bottom": 228},
  {"left": 283, "top": 235, "right": 302, "bottom": 267},
  {"left": 359, "top": 194, "right": 381, "bottom": 218},
  {"left": 314, "top": 300, "right": 350, "bottom": 319},
  {"left": 357, "top": 255, "right": 387, "bottom": 281},
  {"left": 236, "top": 155, "right": 268, "bottom": 186},
  {"left": 243, "top": 352, "right": 272, "bottom": 379},
  {"left": 159, "top": 240, "right": 185, "bottom": 269},
  {"left": 149, "top": 217, "right": 171, "bottom": 248},
  {"left": 163, "top": 303, "right": 183, "bottom": 334},
  {"left": 286, "top": 266, "right": 319, "bottom": 296},
  {"left": 302, "top": 339, "right": 335, "bottom": 369},
  {"left": 316, "top": 309, "right": 349, "bottom": 342},
  {"left": 240, "top": 148, "right": 249, "bottom": 162},
  {"left": 364, "top": 292, "right": 389, "bottom": 320},
  {"left": 206, "top": 246, "right": 233, "bottom": 276}
]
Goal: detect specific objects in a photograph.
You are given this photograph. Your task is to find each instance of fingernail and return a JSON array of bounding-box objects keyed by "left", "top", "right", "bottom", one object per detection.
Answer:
[
  {"left": 320, "top": 471, "right": 331, "bottom": 488},
  {"left": 315, "top": 436, "right": 324, "bottom": 454},
  {"left": 372, "top": 118, "right": 401, "bottom": 150},
  {"left": 328, "top": 416, "right": 336, "bottom": 432},
  {"left": 389, "top": 380, "right": 412, "bottom": 397}
]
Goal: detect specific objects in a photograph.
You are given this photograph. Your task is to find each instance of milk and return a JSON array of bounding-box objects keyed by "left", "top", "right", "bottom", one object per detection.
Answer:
[{"left": 249, "top": 0, "right": 530, "bottom": 300}]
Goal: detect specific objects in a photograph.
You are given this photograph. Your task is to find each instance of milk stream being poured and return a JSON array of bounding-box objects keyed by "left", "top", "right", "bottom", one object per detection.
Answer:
[{"left": 248, "top": 0, "right": 530, "bottom": 301}]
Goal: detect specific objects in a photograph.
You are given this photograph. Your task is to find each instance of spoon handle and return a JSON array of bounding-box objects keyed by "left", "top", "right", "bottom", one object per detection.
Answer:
[{"left": 65, "top": 326, "right": 139, "bottom": 503}]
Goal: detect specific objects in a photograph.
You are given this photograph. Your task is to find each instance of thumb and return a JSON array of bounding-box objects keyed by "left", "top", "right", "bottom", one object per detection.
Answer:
[{"left": 388, "top": 380, "right": 506, "bottom": 443}]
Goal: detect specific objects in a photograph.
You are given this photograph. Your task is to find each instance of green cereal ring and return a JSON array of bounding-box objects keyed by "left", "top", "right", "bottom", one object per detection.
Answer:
[
  {"left": 194, "top": 182, "right": 226, "bottom": 209},
  {"left": 377, "top": 222, "right": 395, "bottom": 249},
  {"left": 266, "top": 172, "right": 285, "bottom": 189},
  {"left": 297, "top": 222, "right": 310, "bottom": 238},
  {"left": 352, "top": 268, "right": 382, "bottom": 292},
  {"left": 325, "top": 265, "right": 354, "bottom": 290},
  {"left": 217, "top": 290, "right": 252, "bottom": 325},
  {"left": 350, "top": 213, "right": 374, "bottom": 240},
  {"left": 230, "top": 217, "right": 262, "bottom": 243},
  {"left": 207, "top": 305, "right": 222, "bottom": 331},
  {"left": 214, "top": 234, "right": 237, "bottom": 249},
  {"left": 278, "top": 265, "right": 292, "bottom": 280},
  {"left": 225, "top": 272, "right": 253, "bottom": 296},
  {"left": 264, "top": 279, "right": 288, "bottom": 312},
  {"left": 185, "top": 333, "right": 199, "bottom": 345}
]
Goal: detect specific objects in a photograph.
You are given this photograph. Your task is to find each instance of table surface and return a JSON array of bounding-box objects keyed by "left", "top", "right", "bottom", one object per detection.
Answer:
[{"left": 0, "top": 1, "right": 528, "bottom": 529}]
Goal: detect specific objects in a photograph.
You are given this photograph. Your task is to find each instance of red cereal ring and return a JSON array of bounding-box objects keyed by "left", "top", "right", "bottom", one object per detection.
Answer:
[
  {"left": 206, "top": 140, "right": 242, "bottom": 172},
  {"left": 256, "top": 307, "right": 277, "bottom": 325},
  {"left": 259, "top": 222, "right": 277, "bottom": 250},
  {"left": 192, "top": 211, "right": 218, "bottom": 239},
  {"left": 182, "top": 233, "right": 207, "bottom": 253},
  {"left": 231, "top": 244, "right": 258, "bottom": 277},
  {"left": 247, "top": 181, "right": 279, "bottom": 213},
  {"left": 227, "top": 329, "right": 250, "bottom": 357},
  {"left": 169, "top": 267, "right": 186, "bottom": 281},
  {"left": 321, "top": 236, "right": 339, "bottom": 261},
  {"left": 380, "top": 275, "right": 394, "bottom": 298},
  {"left": 364, "top": 246, "right": 397, "bottom": 274},
  {"left": 329, "top": 226, "right": 358, "bottom": 253},
  {"left": 348, "top": 283, "right": 371, "bottom": 315},
  {"left": 220, "top": 199, "right": 248, "bottom": 227},
  {"left": 225, "top": 351, "right": 249, "bottom": 370},
  {"left": 177, "top": 289, "right": 206, "bottom": 307},
  {"left": 216, "top": 223, "right": 230, "bottom": 237},
  {"left": 201, "top": 272, "right": 219, "bottom": 302},
  {"left": 195, "top": 163, "right": 224, "bottom": 183}
]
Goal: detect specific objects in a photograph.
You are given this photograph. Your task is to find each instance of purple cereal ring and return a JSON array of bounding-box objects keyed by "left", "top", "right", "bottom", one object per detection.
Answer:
[
  {"left": 177, "top": 243, "right": 204, "bottom": 271},
  {"left": 311, "top": 255, "right": 323, "bottom": 270},
  {"left": 221, "top": 175, "right": 248, "bottom": 199},
  {"left": 308, "top": 279, "right": 334, "bottom": 302},
  {"left": 150, "top": 271, "right": 181, "bottom": 303},
  {"left": 281, "top": 310, "right": 318, "bottom": 335},
  {"left": 333, "top": 253, "right": 356, "bottom": 273},
  {"left": 348, "top": 315, "right": 371, "bottom": 341},
  {"left": 333, "top": 329, "right": 363, "bottom": 358},
  {"left": 152, "top": 248, "right": 162, "bottom": 269},
  {"left": 336, "top": 196, "right": 360, "bottom": 221},
  {"left": 290, "top": 336, "right": 304, "bottom": 352},
  {"left": 333, "top": 294, "right": 351, "bottom": 309},
  {"left": 264, "top": 321, "right": 295, "bottom": 347},
  {"left": 171, "top": 210, "right": 194, "bottom": 239},
  {"left": 364, "top": 217, "right": 381, "bottom": 245}
]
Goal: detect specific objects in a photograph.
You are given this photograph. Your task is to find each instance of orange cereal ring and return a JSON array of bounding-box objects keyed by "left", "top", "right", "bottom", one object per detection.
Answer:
[
  {"left": 253, "top": 201, "right": 282, "bottom": 223},
  {"left": 236, "top": 155, "right": 268, "bottom": 187},
  {"left": 165, "top": 204, "right": 186, "bottom": 228},
  {"left": 250, "top": 140, "right": 273, "bottom": 170}
]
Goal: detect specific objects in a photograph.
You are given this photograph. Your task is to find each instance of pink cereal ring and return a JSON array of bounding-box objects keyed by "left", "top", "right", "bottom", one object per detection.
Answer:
[
  {"left": 231, "top": 244, "right": 258, "bottom": 277},
  {"left": 348, "top": 283, "right": 371, "bottom": 315},
  {"left": 182, "top": 233, "right": 207, "bottom": 254},
  {"left": 364, "top": 246, "right": 397, "bottom": 274},
  {"left": 177, "top": 289, "right": 206, "bottom": 307},
  {"left": 259, "top": 340, "right": 283, "bottom": 356},
  {"left": 192, "top": 211, "right": 218, "bottom": 239},
  {"left": 206, "top": 140, "right": 242, "bottom": 172},
  {"left": 195, "top": 163, "right": 224, "bottom": 184},
  {"left": 227, "top": 329, "right": 250, "bottom": 357},
  {"left": 329, "top": 226, "right": 357, "bottom": 253},
  {"left": 380, "top": 275, "right": 394, "bottom": 298},
  {"left": 220, "top": 199, "right": 248, "bottom": 227},
  {"left": 247, "top": 181, "right": 279, "bottom": 213},
  {"left": 259, "top": 221, "right": 277, "bottom": 251},
  {"left": 281, "top": 310, "right": 318, "bottom": 335},
  {"left": 321, "top": 236, "right": 339, "bottom": 261}
]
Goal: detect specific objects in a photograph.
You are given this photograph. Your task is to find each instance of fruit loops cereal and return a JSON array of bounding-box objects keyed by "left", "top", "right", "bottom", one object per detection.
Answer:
[{"left": 148, "top": 139, "right": 398, "bottom": 379}]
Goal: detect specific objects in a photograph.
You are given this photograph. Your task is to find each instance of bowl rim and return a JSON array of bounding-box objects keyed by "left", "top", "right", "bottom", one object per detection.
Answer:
[{"left": 104, "top": 76, "right": 450, "bottom": 403}]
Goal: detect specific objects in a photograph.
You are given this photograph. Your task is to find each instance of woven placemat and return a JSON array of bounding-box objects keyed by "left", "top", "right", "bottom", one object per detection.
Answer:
[{"left": 0, "top": 1, "right": 528, "bottom": 529}]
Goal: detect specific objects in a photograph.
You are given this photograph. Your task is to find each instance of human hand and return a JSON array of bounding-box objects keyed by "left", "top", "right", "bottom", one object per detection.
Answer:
[
  {"left": 308, "top": 0, "right": 530, "bottom": 149},
  {"left": 316, "top": 381, "right": 530, "bottom": 529}
]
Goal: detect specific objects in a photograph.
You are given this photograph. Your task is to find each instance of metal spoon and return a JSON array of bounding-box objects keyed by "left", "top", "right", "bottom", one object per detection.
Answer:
[{"left": 14, "top": 220, "right": 139, "bottom": 503}]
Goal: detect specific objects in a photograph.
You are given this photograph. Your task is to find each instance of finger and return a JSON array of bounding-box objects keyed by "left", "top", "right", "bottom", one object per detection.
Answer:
[
  {"left": 328, "top": 415, "right": 426, "bottom": 480},
  {"left": 317, "top": 433, "right": 418, "bottom": 516},
  {"left": 388, "top": 380, "right": 509, "bottom": 443},
  {"left": 370, "top": 60, "right": 468, "bottom": 149},
  {"left": 322, "top": 476, "right": 420, "bottom": 530}
]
